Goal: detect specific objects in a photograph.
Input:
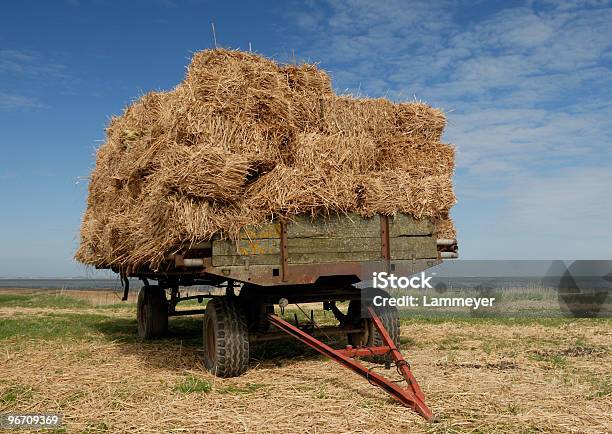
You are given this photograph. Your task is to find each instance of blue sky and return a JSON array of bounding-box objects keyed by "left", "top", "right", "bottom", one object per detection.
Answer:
[{"left": 0, "top": 0, "right": 611, "bottom": 277}]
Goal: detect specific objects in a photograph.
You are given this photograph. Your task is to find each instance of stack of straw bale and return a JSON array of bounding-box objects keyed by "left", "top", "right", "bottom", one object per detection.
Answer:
[{"left": 76, "top": 49, "right": 456, "bottom": 271}]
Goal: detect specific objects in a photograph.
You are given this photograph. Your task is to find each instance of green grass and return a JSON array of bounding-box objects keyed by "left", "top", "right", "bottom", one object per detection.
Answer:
[
  {"left": 0, "top": 294, "right": 91, "bottom": 309},
  {"left": 0, "top": 313, "right": 138, "bottom": 342},
  {"left": 0, "top": 309, "right": 208, "bottom": 347},
  {"left": 174, "top": 375, "right": 211, "bottom": 394},
  {"left": 96, "top": 302, "right": 136, "bottom": 310},
  {"left": 1, "top": 384, "right": 34, "bottom": 405},
  {"left": 83, "top": 422, "right": 109, "bottom": 432},
  {"left": 400, "top": 315, "right": 611, "bottom": 327},
  {"left": 529, "top": 352, "right": 568, "bottom": 367},
  {"left": 588, "top": 377, "right": 612, "bottom": 398},
  {"left": 62, "top": 390, "right": 87, "bottom": 404},
  {"left": 436, "top": 334, "right": 465, "bottom": 351},
  {"left": 0, "top": 293, "right": 608, "bottom": 361},
  {"left": 0, "top": 305, "right": 607, "bottom": 349},
  {"left": 218, "top": 383, "right": 265, "bottom": 395},
  {"left": 506, "top": 403, "right": 521, "bottom": 415},
  {"left": 399, "top": 335, "right": 417, "bottom": 347}
]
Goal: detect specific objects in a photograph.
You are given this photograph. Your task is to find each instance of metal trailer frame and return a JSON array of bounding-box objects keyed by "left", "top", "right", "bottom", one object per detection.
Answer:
[
  {"left": 267, "top": 306, "right": 434, "bottom": 420},
  {"left": 114, "top": 215, "right": 457, "bottom": 421}
]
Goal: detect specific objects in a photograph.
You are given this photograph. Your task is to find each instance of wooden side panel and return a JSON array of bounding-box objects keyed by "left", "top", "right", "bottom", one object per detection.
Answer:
[
  {"left": 390, "top": 237, "right": 437, "bottom": 260},
  {"left": 211, "top": 222, "right": 281, "bottom": 266},
  {"left": 287, "top": 237, "right": 380, "bottom": 253},
  {"left": 287, "top": 213, "right": 378, "bottom": 239},
  {"left": 210, "top": 213, "right": 437, "bottom": 267},
  {"left": 213, "top": 254, "right": 280, "bottom": 267},
  {"left": 212, "top": 238, "right": 280, "bottom": 267},
  {"left": 288, "top": 251, "right": 380, "bottom": 264},
  {"left": 213, "top": 239, "right": 280, "bottom": 256},
  {"left": 286, "top": 215, "right": 381, "bottom": 263},
  {"left": 287, "top": 237, "right": 381, "bottom": 264},
  {"left": 389, "top": 214, "right": 434, "bottom": 237},
  {"left": 240, "top": 222, "right": 281, "bottom": 240}
]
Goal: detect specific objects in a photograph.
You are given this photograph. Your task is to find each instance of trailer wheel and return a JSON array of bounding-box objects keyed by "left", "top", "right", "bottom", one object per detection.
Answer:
[
  {"left": 347, "top": 290, "right": 400, "bottom": 362},
  {"left": 202, "top": 297, "right": 250, "bottom": 378},
  {"left": 239, "top": 284, "right": 273, "bottom": 333},
  {"left": 137, "top": 285, "right": 168, "bottom": 339}
]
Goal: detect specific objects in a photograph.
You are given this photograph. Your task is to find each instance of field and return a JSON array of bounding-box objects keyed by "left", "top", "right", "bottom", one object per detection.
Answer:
[{"left": 1, "top": 288, "right": 610, "bottom": 433}]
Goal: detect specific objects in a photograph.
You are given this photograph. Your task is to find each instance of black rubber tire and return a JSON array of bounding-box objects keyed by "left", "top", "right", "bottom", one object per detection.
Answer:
[
  {"left": 202, "top": 297, "right": 250, "bottom": 378},
  {"left": 346, "top": 300, "right": 371, "bottom": 347},
  {"left": 239, "top": 284, "right": 273, "bottom": 333},
  {"left": 137, "top": 285, "right": 168, "bottom": 339},
  {"left": 346, "top": 290, "right": 400, "bottom": 362}
]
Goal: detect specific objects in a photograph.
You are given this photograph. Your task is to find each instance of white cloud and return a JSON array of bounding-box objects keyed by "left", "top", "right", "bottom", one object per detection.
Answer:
[
  {"left": 0, "top": 49, "right": 67, "bottom": 79},
  {"left": 285, "top": 0, "right": 612, "bottom": 258},
  {"left": 287, "top": 0, "right": 612, "bottom": 167},
  {"left": 0, "top": 49, "right": 71, "bottom": 110},
  {"left": 0, "top": 92, "right": 43, "bottom": 109}
]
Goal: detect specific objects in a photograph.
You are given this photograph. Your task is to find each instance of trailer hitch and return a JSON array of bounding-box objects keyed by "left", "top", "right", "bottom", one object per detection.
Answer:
[{"left": 267, "top": 306, "right": 434, "bottom": 421}]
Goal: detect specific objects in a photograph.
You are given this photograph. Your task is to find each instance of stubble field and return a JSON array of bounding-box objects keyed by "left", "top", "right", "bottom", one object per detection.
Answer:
[{"left": 0, "top": 288, "right": 610, "bottom": 433}]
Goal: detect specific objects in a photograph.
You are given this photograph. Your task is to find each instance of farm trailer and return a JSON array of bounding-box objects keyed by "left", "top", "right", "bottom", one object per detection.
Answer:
[{"left": 111, "top": 212, "right": 458, "bottom": 420}]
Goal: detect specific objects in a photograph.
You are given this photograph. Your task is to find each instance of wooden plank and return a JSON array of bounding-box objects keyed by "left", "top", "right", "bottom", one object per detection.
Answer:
[
  {"left": 213, "top": 236, "right": 381, "bottom": 266},
  {"left": 210, "top": 223, "right": 280, "bottom": 243},
  {"left": 210, "top": 214, "right": 437, "bottom": 267},
  {"left": 212, "top": 239, "right": 280, "bottom": 256},
  {"left": 287, "top": 213, "right": 379, "bottom": 239},
  {"left": 389, "top": 214, "right": 434, "bottom": 237},
  {"left": 390, "top": 237, "right": 437, "bottom": 260},
  {"left": 188, "top": 240, "right": 213, "bottom": 249},
  {"left": 286, "top": 237, "right": 381, "bottom": 253},
  {"left": 212, "top": 254, "right": 280, "bottom": 267},
  {"left": 288, "top": 251, "right": 381, "bottom": 264},
  {"left": 240, "top": 222, "right": 281, "bottom": 240}
]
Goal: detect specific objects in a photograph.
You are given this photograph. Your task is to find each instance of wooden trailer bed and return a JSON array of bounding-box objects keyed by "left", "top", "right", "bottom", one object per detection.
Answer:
[{"left": 157, "top": 213, "right": 454, "bottom": 287}]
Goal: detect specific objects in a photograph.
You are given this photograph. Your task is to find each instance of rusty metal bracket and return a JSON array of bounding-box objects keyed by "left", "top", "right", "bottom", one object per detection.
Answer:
[
  {"left": 280, "top": 219, "right": 288, "bottom": 282},
  {"left": 380, "top": 215, "right": 391, "bottom": 272},
  {"left": 267, "top": 308, "right": 434, "bottom": 421},
  {"left": 336, "top": 346, "right": 389, "bottom": 357},
  {"left": 380, "top": 215, "right": 390, "bottom": 261},
  {"left": 367, "top": 306, "right": 428, "bottom": 404}
]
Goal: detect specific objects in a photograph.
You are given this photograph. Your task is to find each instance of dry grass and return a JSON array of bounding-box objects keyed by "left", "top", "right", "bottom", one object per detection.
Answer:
[
  {"left": 1, "top": 290, "right": 611, "bottom": 433},
  {"left": 75, "top": 49, "right": 456, "bottom": 272}
]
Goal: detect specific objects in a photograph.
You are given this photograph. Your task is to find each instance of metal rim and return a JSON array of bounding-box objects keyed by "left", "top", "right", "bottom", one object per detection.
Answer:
[
  {"left": 138, "top": 294, "right": 148, "bottom": 331},
  {"left": 348, "top": 318, "right": 373, "bottom": 347},
  {"left": 204, "top": 314, "right": 216, "bottom": 366}
]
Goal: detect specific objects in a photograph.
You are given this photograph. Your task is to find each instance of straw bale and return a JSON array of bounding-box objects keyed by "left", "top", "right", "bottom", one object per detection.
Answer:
[
  {"left": 244, "top": 165, "right": 359, "bottom": 217},
  {"left": 75, "top": 48, "right": 457, "bottom": 271},
  {"left": 433, "top": 216, "right": 457, "bottom": 239},
  {"left": 156, "top": 146, "right": 252, "bottom": 202},
  {"left": 357, "top": 172, "right": 456, "bottom": 218},
  {"left": 292, "top": 132, "right": 378, "bottom": 173},
  {"left": 282, "top": 64, "right": 333, "bottom": 132},
  {"left": 375, "top": 134, "right": 455, "bottom": 177},
  {"left": 320, "top": 97, "right": 446, "bottom": 141}
]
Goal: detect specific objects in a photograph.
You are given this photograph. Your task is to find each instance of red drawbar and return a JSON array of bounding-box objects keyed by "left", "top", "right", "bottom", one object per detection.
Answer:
[{"left": 267, "top": 307, "right": 434, "bottom": 421}]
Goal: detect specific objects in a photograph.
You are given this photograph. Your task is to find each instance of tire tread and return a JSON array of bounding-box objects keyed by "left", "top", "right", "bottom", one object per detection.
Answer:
[{"left": 203, "top": 297, "right": 249, "bottom": 377}]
